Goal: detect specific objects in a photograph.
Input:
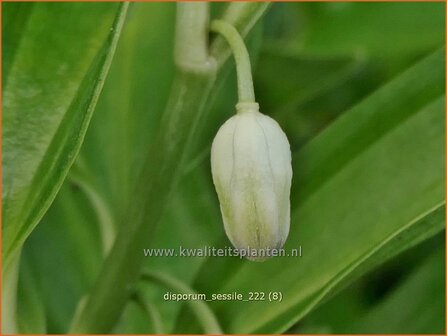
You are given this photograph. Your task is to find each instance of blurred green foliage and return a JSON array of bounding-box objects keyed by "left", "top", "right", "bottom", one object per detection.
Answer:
[{"left": 2, "top": 2, "right": 445, "bottom": 334}]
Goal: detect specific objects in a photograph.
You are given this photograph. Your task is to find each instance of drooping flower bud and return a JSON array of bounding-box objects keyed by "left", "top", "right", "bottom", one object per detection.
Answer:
[{"left": 211, "top": 102, "right": 292, "bottom": 260}]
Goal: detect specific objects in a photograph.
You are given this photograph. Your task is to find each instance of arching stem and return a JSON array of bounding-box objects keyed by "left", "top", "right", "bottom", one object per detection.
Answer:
[{"left": 210, "top": 20, "right": 256, "bottom": 103}]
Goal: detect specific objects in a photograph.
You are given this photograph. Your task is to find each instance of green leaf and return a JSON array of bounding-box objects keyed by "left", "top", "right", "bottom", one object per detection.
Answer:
[
  {"left": 2, "top": 3, "right": 128, "bottom": 268},
  {"left": 12, "top": 3, "right": 445, "bottom": 334},
  {"left": 257, "top": 2, "right": 444, "bottom": 152},
  {"left": 2, "top": 2, "right": 34, "bottom": 85},
  {"left": 176, "top": 48, "right": 445, "bottom": 333}
]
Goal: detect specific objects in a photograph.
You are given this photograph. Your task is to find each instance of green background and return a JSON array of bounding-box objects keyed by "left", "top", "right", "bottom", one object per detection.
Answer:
[{"left": 2, "top": 2, "right": 445, "bottom": 334}]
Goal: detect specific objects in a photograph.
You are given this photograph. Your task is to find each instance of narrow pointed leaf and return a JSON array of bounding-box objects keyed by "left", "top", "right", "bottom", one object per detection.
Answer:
[{"left": 2, "top": 3, "right": 128, "bottom": 267}]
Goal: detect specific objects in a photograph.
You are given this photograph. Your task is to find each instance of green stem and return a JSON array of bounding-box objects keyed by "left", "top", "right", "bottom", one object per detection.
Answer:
[
  {"left": 211, "top": 20, "right": 255, "bottom": 103},
  {"left": 141, "top": 270, "right": 222, "bottom": 334}
]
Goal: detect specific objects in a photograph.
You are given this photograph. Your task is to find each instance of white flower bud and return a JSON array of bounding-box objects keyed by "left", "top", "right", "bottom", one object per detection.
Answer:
[{"left": 211, "top": 102, "right": 292, "bottom": 261}]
